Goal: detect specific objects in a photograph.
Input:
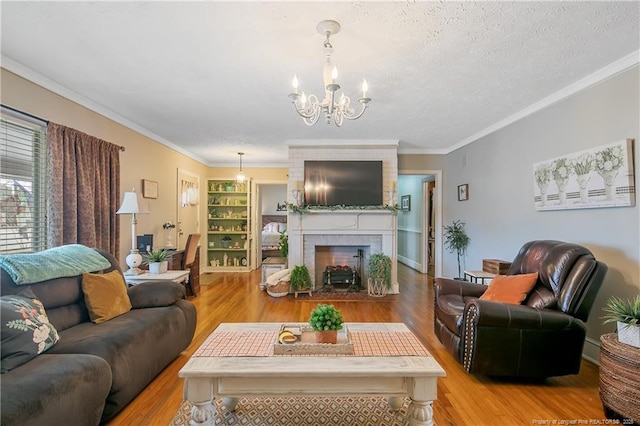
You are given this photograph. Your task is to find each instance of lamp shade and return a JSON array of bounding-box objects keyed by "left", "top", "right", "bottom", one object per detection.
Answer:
[{"left": 116, "top": 192, "right": 141, "bottom": 214}]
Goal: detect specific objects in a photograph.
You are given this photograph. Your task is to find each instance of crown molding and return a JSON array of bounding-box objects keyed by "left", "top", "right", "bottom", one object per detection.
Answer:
[
  {"left": 1, "top": 55, "right": 209, "bottom": 166},
  {"left": 447, "top": 50, "right": 640, "bottom": 153}
]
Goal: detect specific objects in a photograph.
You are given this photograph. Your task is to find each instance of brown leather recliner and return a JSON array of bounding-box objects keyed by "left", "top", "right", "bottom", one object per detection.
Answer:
[{"left": 434, "top": 240, "right": 607, "bottom": 377}]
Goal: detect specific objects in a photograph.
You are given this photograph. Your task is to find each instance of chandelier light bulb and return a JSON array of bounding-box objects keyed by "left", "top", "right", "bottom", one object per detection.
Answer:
[{"left": 288, "top": 20, "right": 371, "bottom": 126}]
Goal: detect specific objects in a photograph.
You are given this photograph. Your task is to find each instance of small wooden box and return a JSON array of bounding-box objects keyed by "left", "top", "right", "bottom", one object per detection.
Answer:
[{"left": 482, "top": 259, "right": 512, "bottom": 275}]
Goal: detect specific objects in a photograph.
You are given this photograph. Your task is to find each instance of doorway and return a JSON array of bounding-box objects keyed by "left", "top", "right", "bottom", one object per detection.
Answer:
[
  {"left": 176, "top": 169, "right": 200, "bottom": 250},
  {"left": 252, "top": 181, "right": 287, "bottom": 268},
  {"left": 397, "top": 170, "right": 442, "bottom": 277}
]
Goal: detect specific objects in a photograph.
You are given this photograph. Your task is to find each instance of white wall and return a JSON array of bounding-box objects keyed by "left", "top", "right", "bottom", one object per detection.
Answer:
[
  {"left": 260, "top": 184, "right": 287, "bottom": 215},
  {"left": 442, "top": 66, "right": 640, "bottom": 361}
]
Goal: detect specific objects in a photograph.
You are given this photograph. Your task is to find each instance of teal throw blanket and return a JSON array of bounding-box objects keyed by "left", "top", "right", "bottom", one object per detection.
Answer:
[{"left": 0, "top": 244, "right": 112, "bottom": 285}]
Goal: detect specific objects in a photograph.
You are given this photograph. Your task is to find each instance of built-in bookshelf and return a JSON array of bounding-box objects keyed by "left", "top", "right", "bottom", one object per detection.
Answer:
[{"left": 206, "top": 179, "right": 251, "bottom": 272}]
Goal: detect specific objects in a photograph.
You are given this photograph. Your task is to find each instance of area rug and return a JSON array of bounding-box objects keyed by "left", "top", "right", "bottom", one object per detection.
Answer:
[{"left": 170, "top": 396, "right": 411, "bottom": 426}]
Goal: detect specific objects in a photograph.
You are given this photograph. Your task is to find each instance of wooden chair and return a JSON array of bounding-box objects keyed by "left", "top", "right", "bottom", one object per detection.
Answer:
[{"left": 181, "top": 233, "right": 201, "bottom": 297}]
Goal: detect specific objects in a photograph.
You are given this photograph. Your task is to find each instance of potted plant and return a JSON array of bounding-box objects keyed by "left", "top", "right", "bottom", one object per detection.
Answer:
[
  {"left": 368, "top": 253, "right": 392, "bottom": 296},
  {"left": 443, "top": 220, "right": 470, "bottom": 280},
  {"left": 143, "top": 249, "right": 170, "bottom": 274},
  {"left": 278, "top": 230, "right": 288, "bottom": 258},
  {"left": 309, "top": 304, "right": 343, "bottom": 344},
  {"left": 221, "top": 235, "right": 232, "bottom": 248},
  {"left": 290, "top": 265, "right": 311, "bottom": 291},
  {"left": 602, "top": 294, "right": 640, "bottom": 348},
  {"left": 224, "top": 182, "right": 234, "bottom": 191}
]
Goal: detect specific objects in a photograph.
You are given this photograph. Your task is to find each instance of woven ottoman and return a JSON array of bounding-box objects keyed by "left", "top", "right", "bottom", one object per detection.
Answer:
[{"left": 599, "top": 333, "right": 639, "bottom": 424}]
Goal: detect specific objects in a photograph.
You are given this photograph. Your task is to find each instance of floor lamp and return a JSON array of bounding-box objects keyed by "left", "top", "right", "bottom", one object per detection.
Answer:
[{"left": 116, "top": 190, "right": 144, "bottom": 275}]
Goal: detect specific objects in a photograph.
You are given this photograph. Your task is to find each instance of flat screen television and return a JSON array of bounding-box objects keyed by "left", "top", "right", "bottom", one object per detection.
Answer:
[{"left": 304, "top": 160, "right": 383, "bottom": 207}]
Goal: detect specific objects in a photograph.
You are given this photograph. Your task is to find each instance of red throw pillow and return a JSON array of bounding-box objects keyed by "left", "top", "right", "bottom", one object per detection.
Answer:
[{"left": 479, "top": 272, "right": 539, "bottom": 305}]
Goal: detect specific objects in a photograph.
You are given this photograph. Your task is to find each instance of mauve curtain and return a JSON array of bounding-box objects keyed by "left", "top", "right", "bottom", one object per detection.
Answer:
[{"left": 47, "top": 122, "right": 121, "bottom": 258}]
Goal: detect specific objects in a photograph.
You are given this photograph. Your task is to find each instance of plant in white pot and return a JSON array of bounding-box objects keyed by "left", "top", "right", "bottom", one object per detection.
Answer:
[
  {"left": 602, "top": 294, "right": 640, "bottom": 348},
  {"left": 143, "top": 249, "right": 170, "bottom": 274}
]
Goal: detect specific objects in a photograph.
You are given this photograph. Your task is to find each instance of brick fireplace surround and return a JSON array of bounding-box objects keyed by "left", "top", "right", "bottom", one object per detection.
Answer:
[{"left": 286, "top": 140, "right": 399, "bottom": 293}]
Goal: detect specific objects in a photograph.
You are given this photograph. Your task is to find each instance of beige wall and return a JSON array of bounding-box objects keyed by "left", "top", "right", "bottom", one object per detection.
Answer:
[
  {"left": 398, "top": 153, "right": 445, "bottom": 172},
  {"left": 0, "top": 70, "right": 206, "bottom": 268}
]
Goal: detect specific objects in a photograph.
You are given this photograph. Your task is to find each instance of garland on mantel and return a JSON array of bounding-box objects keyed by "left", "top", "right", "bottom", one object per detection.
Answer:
[{"left": 286, "top": 203, "right": 400, "bottom": 215}]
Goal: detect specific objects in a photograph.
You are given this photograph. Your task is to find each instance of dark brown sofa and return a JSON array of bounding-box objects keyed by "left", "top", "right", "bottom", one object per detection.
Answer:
[
  {"left": 0, "top": 248, "right": 197, "bottom": 425},
  {"left": 434, "top": 240, "right": 607, "bottom": 378}
]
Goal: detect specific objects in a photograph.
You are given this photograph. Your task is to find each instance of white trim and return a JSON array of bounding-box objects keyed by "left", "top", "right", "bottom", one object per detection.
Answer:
[
  {"left": 582, "top": 336, "right": 601, "bottom": 366},
  {"left": 2, "top": 55, "right": 209, "bottom": 166},
  {"left": 398, "top": 254, "right": 422, "bottom": 271},
  {"left": 447, "top": 51, "right": 640, "bottom": 153},
  {"left": 287, "top": 139, "right": 400, "bottom": 148}
]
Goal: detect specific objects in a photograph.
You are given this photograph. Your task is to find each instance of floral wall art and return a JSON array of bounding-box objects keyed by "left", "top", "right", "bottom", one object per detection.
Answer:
[{"left": 533, "top": 139, "right": 635, "bottom": 211}]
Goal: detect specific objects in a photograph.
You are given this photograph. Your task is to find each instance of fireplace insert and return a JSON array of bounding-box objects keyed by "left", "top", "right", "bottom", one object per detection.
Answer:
[{"left": 322, "top": 265, "right": 362, "bottom": 292}]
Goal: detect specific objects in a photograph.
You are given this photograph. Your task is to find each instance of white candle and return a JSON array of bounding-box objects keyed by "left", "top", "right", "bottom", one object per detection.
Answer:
[
  {"left": 292, "top": 75, "right": 299, "bottom": 94},
  {"left": 331, "top": 67, "right": 338, "bottom": 83},
  {"left": 362, "top": 79, "right": 368, "bottom": 98}
]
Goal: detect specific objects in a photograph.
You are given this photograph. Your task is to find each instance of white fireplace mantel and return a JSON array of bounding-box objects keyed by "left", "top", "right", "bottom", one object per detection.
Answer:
[{"left": 287, "top": 210, "right": 399, "bottom": 293}]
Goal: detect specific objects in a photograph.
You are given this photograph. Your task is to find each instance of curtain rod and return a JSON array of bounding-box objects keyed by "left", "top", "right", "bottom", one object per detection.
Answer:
[{"left": 1, "top": 104, "right": 126, "bottom": 152}]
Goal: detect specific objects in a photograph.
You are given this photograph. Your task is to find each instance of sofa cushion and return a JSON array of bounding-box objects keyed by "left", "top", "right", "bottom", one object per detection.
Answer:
[
  {"left": 479, "top": 273, "right": 539, "bottom": 305},
  {"left": 127, "top": 281, "right": 186, "bottom": 309},
  {"left": 81, "top": 271, "right": 131, "bottom": 323},
  {"left": 47, "top": 304, "right": 194, "bottom": 422},
  {"left": 1, "top": 289, "right": 60, "bottom": 373},
  {"left": 0, "top": 353, "right": 111, "bottom": 426}
]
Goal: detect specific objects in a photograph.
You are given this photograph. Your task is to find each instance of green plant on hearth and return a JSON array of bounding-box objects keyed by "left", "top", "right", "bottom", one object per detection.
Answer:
[
  {"left": 142, "top": 248, "right": 169, "bottom": 264},
  {"left": 443, "top": 220, "right": 470, "bottom": 279},
  {"left": 278, "top": 231, "right": 288, "bottom": 258},
  {"left": 309, "top": 304, "right": 343, "bottom": 331},
  {"left": 290, "top": 265, "right": 311, "bottom": 290},
  {"left": 602, "top": 295, "right": 640, "bottom": 327},
  {"left": 368, "top": 253, "right": 392, "bottom": 289}
]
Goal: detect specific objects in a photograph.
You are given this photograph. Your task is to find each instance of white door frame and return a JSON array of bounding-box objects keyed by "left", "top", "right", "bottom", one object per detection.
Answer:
[
  {"left": 399, "top": 170, "right": 442, "bottom": 277},
  {"left": 252, "top": 179, "right": 288, "bottom": 269}
]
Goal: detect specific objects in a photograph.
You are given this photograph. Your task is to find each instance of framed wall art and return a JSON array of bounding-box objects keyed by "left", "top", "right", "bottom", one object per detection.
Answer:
[
  {"left": 142, "top": 179, "right": 158, "bottom": 199},
  {"left": 533, "top": 138, "right": 635, "bottom": 211},
  {"left": 458, "top": 184, "right": 469, "bottom": 201},
  {"left": 401, "top": 195, "right": 411, "bottom": 211}
]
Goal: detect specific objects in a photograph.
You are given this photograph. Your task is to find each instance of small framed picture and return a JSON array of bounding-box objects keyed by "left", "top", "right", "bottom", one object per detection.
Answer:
[
  {"left": 458, "top": 184, "right": 469, "bottom": 201},
  {"left": 142, "top": 179, "right": 158, "bottom": 199},
  {"left": 401, "top": 195, "right": 411, "bottom": 211}
]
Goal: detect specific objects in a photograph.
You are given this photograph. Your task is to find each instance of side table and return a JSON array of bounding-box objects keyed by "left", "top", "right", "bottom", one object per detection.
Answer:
[
  {"left": 599, "top": 333, "right": 639, "bottom": 424},
  {"left": 463, "top": 270, "right": 495, "bottom": 284},
  {"left": 125, "top": 270, "right": 191, "bottom": 295}
]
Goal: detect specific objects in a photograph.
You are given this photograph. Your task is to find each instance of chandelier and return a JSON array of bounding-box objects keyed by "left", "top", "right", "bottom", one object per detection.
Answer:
[{"left": 288, "top": 20, "right": 371, "bottom": 127}]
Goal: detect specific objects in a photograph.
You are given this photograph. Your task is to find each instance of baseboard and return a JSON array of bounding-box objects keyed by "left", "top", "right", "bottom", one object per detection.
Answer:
[
  {"left": 582, "top": 336, "right": 601, "bottom": 365},
  {"left": 398, "top": 255, "right": 422, "bottom": 272}
]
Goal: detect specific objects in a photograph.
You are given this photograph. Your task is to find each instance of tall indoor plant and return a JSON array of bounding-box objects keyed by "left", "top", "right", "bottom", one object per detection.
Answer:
[
  {"left": 602, "top": 294, "right": 640, "bottom": 348},
  {"left": 443, "top": 220, "right": 470, "bottom": 279}
]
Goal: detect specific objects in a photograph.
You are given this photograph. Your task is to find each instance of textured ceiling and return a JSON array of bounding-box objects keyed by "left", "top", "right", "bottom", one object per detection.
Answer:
[{"left": 1, "top": 1, "right": 639, "bottom": 166}]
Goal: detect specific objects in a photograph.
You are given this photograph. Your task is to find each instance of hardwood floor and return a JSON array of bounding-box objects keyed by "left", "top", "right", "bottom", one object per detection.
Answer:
[{"left": 107, "top": 264, "right": 604, "bottom": 425}]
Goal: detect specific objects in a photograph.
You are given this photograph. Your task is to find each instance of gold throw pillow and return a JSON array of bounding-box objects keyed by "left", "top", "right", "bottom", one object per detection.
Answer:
[{"left": 81, "top": 270, "right": 132, "bottom": 323}]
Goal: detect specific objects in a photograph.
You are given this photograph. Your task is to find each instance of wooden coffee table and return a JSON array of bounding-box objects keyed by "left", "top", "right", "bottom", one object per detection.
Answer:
[{"left": 179, "top": 322, "right": 445, "bottom": 425}]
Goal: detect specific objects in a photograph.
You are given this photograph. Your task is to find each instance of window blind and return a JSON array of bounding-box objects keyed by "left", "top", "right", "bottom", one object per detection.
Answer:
[{"left": 0, "top": 107, "right": 48, "bottom": 253}]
